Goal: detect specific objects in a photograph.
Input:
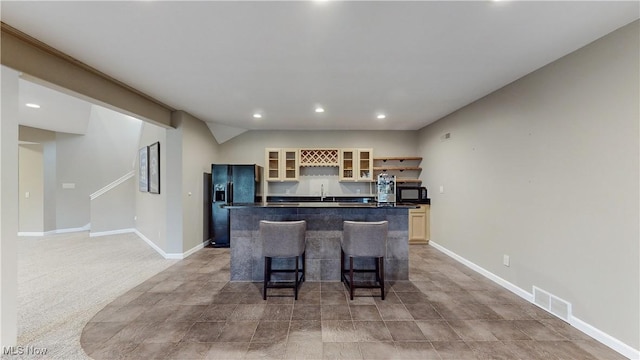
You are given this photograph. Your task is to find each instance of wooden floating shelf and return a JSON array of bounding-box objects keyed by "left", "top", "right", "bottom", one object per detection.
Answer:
[
  {"left": 374, "top": 157, "right": 422, "bottom": 162},
  {"left": 396, "top": 178, "right": 422, "bottom": 183},
  {"left": 373, "top": 166, "right": 422, "bottom": 171}
]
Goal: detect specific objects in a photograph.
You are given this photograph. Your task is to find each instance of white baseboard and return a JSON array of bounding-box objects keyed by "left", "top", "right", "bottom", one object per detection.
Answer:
[
  {"left": 19, "top": 224, "right": 91, "bottom": 237},
  {"left": 183, "top": 239, "right": 211, "bottom": 258},
  {"left": 89, "top": 228, "right": 135, "bottom": 238},
  {"left": 570, "top": 316, "right": 640, "bottom": 360},
  {"left": 429, "top": 241, "right": 533, "bottom": 302},
  {"left": 134, "top": 230, "right": 170, "bottom": 259},
  {"left": 17, "top": 232, "right": 45, "bottom": 237},
  {"left": 55, "top": 223, "right": 91, "bottom": 234},
  {"left": 132, "top": 230, "right": 210, "bottom": 260},
  {"left": 429, "top": 241, "right": 639, "bottom": 360}
]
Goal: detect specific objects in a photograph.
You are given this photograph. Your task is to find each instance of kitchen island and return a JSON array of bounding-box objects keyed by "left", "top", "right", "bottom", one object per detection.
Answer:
[{"left": 227, "top": 202, "right": 413, "bottom": 282}]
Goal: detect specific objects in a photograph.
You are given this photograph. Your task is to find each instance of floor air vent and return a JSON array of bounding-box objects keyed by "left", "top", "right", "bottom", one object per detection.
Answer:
[{"left": 533, "top": 286, "right": 572, "bottom": 321}]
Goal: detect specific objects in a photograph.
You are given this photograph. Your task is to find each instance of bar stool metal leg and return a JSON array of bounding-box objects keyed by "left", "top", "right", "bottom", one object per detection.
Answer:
[
  {"left": 340, "top": 249, "right": 345, "bottom": 284},
  {"left": 294, "top": 256, "right": 299, "bottom": 300},
  {"left": 302, "top": 251, "right": 306, "bottom": 283},
  {"left": 379, "top": 256, "right": 385, "bottom": 300},
  {"left": 263, "top": 257, "right": 270, "bottom": 300},
  {"left": 349, "top": 256, "right": 355, "bottom": 300}
]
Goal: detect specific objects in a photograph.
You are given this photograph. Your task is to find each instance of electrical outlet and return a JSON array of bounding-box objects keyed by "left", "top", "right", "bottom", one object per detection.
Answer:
[
  {"left": 503, "top": 255, "right": 510, "bottom": 267},
  {"left": 439, "top": 185, "right": 444, "bottom": 194}
]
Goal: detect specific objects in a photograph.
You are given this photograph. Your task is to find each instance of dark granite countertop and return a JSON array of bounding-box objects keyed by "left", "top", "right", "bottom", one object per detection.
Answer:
[{"left": 221, "top": 202, "right": 420, "bottom": 209}]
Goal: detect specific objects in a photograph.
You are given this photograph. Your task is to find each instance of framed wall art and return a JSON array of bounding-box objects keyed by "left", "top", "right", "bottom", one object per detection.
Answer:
[
  {"left": 148, "top": 142, "right": 160, "bottom": 194},
  {"left": 138, "top": 146, "right": 149, "bottom": 192}
]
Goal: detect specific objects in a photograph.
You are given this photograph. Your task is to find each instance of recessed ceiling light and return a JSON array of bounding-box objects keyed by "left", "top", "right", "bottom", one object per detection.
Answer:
[
  {"left": 376, "top": 114, "right": 386, "bottom": 119},
  {"left": 26, "top": 103, "right": 41, "bottom": 109},
  {"left": 315, "top": 107, "right": 325, "bottom": 113},
  {"left": 253, "top": 113, "right": 262, "bottom": 119}
]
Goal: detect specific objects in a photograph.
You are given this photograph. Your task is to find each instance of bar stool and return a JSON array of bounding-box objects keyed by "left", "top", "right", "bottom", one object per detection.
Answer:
[
  {"left": 260, "top": 220, "right": 306, "bottom": 300},
  {"left": 341, "top": 220, "right": 388, "bottom": 300}
]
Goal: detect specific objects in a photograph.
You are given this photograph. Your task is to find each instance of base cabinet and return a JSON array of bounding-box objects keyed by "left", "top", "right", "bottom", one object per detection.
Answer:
[{"left": 408, "top": 205, "right": 430, "bottom": 244}]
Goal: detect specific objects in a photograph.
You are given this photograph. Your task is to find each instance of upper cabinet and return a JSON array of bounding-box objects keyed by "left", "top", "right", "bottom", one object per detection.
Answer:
[
  {"left": 340, "top": 148, "right": 373, "bottom": 182},
  {"left": 265, "top": 148, "right": 299, "bottom": 181},
  {"left": 340, "top": 149, "right": 355, "bottom": 180},
  {"left": 266, "top": 149, "right": 280, "bottom": 180},
  {"left": 357, "top": 149, "right": 373, "bottom": 181},
  {"left": 267, "top": 147, "right": 374, "bottom": 177}
]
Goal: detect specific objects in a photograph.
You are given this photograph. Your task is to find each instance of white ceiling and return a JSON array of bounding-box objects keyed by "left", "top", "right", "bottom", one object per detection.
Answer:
[
  {"left": 18, "top": 78, "right": 93, "bottom": 135},
  {"left": 2, "top": 1, "right": 638, "bottom": 134}
]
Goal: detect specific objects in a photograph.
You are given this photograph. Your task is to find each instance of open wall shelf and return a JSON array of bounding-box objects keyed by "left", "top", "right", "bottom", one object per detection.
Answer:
[{"left": 373, "top": 156, "right": 423, "bottom": 185}]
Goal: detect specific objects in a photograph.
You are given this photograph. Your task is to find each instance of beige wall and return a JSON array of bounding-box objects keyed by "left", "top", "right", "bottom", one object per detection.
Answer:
[
  {"left": 18, "top": 126, "right": 57, "bottom": 232},
  {"left": 18, "top": 144, "right": 44, "bottom": 232},
  {"left": 217, "top": 130, "right": 420, "bottom": 196},
  {"left": 55, "top": 106, "right": 142, "bottom": 230},
  {"left": 418, "top": 21, "right": 639, "bottom": 350},
  {"left": 177, "top": 112, "right": 220, "bottom": 253},
  {"left": 153, "top": 111, "right": 220, "bottom": 255},
  {"left": 90, "top": 177, "right": 135, "bottom": 233},
  {"left": 218, "top": 130, "right": 419, "bottom": 165},
  {"left": 1, "top": 65, "right": 20, "bottom": 348},
  {"left": 136, "top": 122, "right": 168, "bottom": 252}
]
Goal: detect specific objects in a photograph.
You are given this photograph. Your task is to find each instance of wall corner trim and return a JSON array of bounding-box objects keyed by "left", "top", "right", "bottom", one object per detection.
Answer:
[{"left": 429, "top": 241, "right": 639, "bottom": 360}]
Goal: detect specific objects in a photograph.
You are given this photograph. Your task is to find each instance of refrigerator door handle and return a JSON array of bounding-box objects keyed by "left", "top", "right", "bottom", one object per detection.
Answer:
[{"left": 228, "top": 181, "right": 233, "bottom": 204}]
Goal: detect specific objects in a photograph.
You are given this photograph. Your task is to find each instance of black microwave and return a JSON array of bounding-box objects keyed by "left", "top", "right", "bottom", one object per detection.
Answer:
[{"left": 397, "top": 186, "right": 429, "bottom": 204}]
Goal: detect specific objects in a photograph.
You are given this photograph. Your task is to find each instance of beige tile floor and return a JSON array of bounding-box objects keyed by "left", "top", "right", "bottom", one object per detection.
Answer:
[{"left": 80, "top": 245, "right": 626, "bottom": 360}]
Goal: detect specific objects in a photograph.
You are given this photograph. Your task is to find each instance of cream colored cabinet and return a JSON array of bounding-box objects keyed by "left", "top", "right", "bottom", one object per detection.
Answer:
[
  {"left": 282, "top": 149, "right": 299, "bottom": 180},
  {"left": 340, "top": 148, "right": 373, "bottom": 182},
  {"left": 357, "top": 149, "right": 373, "bottom": 181},
  {"left": 409, "top": 205, "right": 430, "bottom": 244},
  {"left": 265, "top": 148, "right": 299, "bottom": 181},
  {"left": 340, "top": 149, "right": 356, "bottom": 180},
  {"left": 266, "top": 149, "right": 281, "bottom": 180}
]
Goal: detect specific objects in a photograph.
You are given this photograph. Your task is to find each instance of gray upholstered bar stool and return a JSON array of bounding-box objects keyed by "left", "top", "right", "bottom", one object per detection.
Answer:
[
  {"left": 260, "top": 220, "right": 307, "bottom": 300},
  {"left": 341, "top": 220, "right": 388, "bottom": 300}
]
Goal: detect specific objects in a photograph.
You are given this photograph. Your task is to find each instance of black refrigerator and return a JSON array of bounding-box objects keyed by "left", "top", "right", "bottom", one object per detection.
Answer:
[{"left": 211, "top": 164, "right": 262, "bottom": 248}]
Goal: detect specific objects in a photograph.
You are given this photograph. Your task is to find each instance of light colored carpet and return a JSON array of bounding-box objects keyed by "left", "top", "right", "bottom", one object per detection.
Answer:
[{"left": 5, "top": 231, "right": 178, "bottom": 359}]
